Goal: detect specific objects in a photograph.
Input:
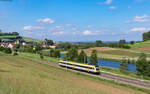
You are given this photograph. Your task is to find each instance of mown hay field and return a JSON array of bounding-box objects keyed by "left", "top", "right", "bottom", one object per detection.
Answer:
[
  {"left": 0, "top": 55, "right": 147, "bottom": 94},
  {"left": 82, "top": 47, "right": 150, "bottom": 60}
]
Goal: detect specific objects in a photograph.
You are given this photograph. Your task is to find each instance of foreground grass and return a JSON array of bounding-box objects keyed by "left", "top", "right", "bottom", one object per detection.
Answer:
[
  {"left": 19, "top": 52, "right": 59, "bottom": 63},
  {"left": 21, "top": 52, "right": 150, "bottom": 81},
  {"left": 0, "top": 54, "right": 149, "bottom": 94}
]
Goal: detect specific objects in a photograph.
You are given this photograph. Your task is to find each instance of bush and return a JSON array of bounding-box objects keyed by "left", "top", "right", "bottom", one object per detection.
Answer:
[
  {"left": 4, "top": 48, "right": 12, "bottom": 54},
  {"left": 13, "top": 52, "right": 18, "bottom": 56},
  {"left": 40, "top": 53, "right": 44, "bottom": 59}
]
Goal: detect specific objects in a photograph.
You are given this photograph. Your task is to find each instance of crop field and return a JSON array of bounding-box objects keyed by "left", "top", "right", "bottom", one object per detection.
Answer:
[
  {"left": 0, "top": 36, "right": 18, "bottom": 39},
  {"left": 22, "top": 37, "right": 42, "bottom": 42},
  {"left": 82, "top": 47, "right": 150, "bottom": 60},
  {"left": 0, "top": 54, "right": 147, "bottom": 94},
  {"left": 82, "top": 47, "right": 138, "bottom": 59}
]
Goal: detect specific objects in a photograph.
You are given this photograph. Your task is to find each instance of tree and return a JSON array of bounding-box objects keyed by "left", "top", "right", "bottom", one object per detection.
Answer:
[
  {"left": 89, "top": 50, "right": 98, "bottom": 65},
  {"left": 54, "top": 49, "right": 60, "bottom": 58},
  {"left": 45, "top": 38, "right": 54, "bottom": 46},
  {"left": 13, "top": 44, "right": 21, "bottom": 52},
  {"left": 40, "top": 53, "right": 44, "bottom": 59},
  {"left": 49, "top": 49, "right": 54, "bottom": 57},
  {"left": 4, "top": 48, "right": 12, "bottom": 54},
  {"left": 13, "top": 52, "right": 18, "bottom": 56},
  {"left": 95, "top": 40, "right": 102, "bottom": 47},
  {"left": 34, "top": 44, "right": 43, "bottom": 53},
  {"left": 120, "top": 58, "right": 128, "bottom": 72},
  {"left": 66, "top": 47, "right": 78, "bottom": 61},
  {"left": 78, "top": 50, "right": 87, "bottom": 63},
  {"left": 136, "top": 53, "right": 150, "bottom": 78},
  {"left": 12, "top": 32, "right": 19, "bottom": 36},
  {"left": 119, "top": 39, "right": 126, "bottom": 44},
  {"left": 143, "top": 31, "right": 150, "bottom": 41},
  {"left": 130, "top": 41, "right": 135, "bottom": 45}
]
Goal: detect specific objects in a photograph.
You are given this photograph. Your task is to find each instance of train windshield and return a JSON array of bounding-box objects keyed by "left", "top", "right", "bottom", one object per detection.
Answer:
[{"left": 96, "top": 67, "right": 99, "bottom": 70}]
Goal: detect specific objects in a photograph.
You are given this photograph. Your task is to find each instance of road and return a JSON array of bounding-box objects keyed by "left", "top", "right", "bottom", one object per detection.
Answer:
[{"left": 28, "top": 57, "right": 150, "bottom": 89}]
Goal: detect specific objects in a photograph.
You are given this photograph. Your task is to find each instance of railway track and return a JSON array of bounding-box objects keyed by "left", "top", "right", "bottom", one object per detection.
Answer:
[{"left": 29, "top": 58, "right": 150, "bottom": 89}]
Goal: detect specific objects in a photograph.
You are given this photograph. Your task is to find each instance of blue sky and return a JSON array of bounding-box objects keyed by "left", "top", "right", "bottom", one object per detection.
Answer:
[{"left": 0, "top": 0, "right": 150, "bottom": 41}]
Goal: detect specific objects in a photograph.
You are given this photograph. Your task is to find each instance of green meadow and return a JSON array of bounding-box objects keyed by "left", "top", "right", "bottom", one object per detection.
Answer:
[{"left": 0, "top": 53, "right": 149, "bottom": 94}]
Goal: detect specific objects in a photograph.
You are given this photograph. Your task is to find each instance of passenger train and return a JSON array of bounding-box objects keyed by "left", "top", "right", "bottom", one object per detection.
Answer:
[{"left": 59, "top": 60, "right": 100, "bottom": 74}]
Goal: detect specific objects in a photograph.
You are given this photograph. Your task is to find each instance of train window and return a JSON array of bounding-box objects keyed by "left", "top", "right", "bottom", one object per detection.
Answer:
[
  {"left": 63, "top": 63, "right": 67, "bottom": 64},
  {"left": 89, "top": 67, "right": 94, "bottom": 70},
  {"left": 76, "top": 64, "right": 88, "bottom": 68},
  {"left": 67, "top": 63, "right": 73, "bottom": 65}
]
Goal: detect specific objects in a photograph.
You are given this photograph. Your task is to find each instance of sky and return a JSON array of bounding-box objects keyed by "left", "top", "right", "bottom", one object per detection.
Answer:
[{"left": 0, "top": 0, "right": 150, "bottom": 42}]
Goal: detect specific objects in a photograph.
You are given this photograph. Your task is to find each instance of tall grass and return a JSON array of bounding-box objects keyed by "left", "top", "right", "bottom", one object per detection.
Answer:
[{"left": 0, "top": 55, "right": 148, "bottom": 94}]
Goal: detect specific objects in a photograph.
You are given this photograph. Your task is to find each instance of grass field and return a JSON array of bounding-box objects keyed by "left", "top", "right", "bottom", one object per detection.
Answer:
[
  {"left": 82, "top": 47, "right": 150, "bottom": 61},
  {"left": 0, "top": 36, "right": 18, "bottom": 39},
  {"left": 22, "top": 37, "right": 42, "bottom": 42},
  {"left": 20, "top": 52, "right": 150, "bottom": 81},
  {"left": 0, "top": 53, "right": 149, "bottom": 94},
  {"left": 129, "top": 40, "right": 150, "bottom": 49}
]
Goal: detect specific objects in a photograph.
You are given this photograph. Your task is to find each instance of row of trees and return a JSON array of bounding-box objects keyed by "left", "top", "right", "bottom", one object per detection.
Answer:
[
  {"left": 56, "top": 39, "right": 136, "bottom": 51},
  {"left": 13, "top": 43, "right": 43, "bottom": 53},
  {"left": 56, "top": 42, "right": 78, "bottom": 51},
  {"left": 40, "top": 49, "right": 60, "bottom": 59},
  {"left": 49, "top": 49, "right": 60, "bottom": 58},
  {"left": 63, "top": 48, "right": 98, "bottom": 65},
  {"left": 0, "top": 31, "right": 19, "bottom": 36},
  {"left": 143, "top": 31, "right": 150, "bottom": 41},
  {"left": 120, "top": 53, "right": 150, "bottom": 78}
]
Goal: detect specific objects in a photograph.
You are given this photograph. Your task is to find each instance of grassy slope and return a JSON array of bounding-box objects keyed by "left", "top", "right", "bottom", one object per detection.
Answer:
[
  {"left": 0, "top": 54, "right": 149, "bottom": 94},
  {"left": 129, "top": 40, "right": 150, "bottom": 49},
  {"left": 81, "top": 47, "right": 150, "bottom": 61},
  {"left": 0, "top": 36, "right": 18, "bottom": 39},
  {"left": 22, "top": 37, "right": 42, "bottom": 42},
  {"left": 20, "top": 52, "right": 150, "bottom": 81},
  {"left": 82, "top": 47, "right": 141, "bottom": 60}
]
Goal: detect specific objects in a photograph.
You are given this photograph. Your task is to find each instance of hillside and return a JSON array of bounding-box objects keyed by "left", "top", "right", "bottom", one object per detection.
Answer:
[
  {"left": 129, "top": 40, "right": 150, "bottom": 50},
  {"left": 22, "top": 37, "right": 42, "bottom": 42},
  {"left": 0, "top": 53, "right": 146, "bottom": 94}
]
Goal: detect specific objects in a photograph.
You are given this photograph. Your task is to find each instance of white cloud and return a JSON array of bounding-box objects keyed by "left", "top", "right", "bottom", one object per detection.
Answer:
[
  {"left": 109, "top": 6, "right": 116, "bottom": 10},
  {"left": 37, "top": 18, "right": 54, "bottom": 24},
  {"left": 82, "top": 30, "right": 102, "bottom": 35},
  {"left": 48, "top": 26, "right": 64, "bottom": 32},
  {"left": 130, "top": 27, "right": 147, "bottom": 32},
  {"left": 133, "top": 15, "right": 149, "bottom": 22},
  {"left": 98, "top": 0, "right": 112, "bottom": 5},
  {"left": 55, "top": 26, "right": 63, "bottom": 30},
  {"left": 52, "top": 31, "right": 65, "bottom": 35},
  {"left": 104, "top": 0, "right": 113, "bottom": 5},
  {"left": 83, "top": 30, "right": 92, "bottom": 35},
  {"left": 126, "top": 15, "right": 149, "bottom": 23},
  {"left": 22, "top": 26, "right": 44, "bottom": 31}
]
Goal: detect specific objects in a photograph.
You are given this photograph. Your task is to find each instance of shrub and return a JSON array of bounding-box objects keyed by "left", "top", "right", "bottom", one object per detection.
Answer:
[{"left": 13, "top": 52, "right": 18, "bottom": 56}]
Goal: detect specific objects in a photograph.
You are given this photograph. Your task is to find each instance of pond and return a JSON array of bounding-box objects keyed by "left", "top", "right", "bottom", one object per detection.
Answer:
[{"left": 60, "top": 54, "right": 137, "bottom": 72}]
